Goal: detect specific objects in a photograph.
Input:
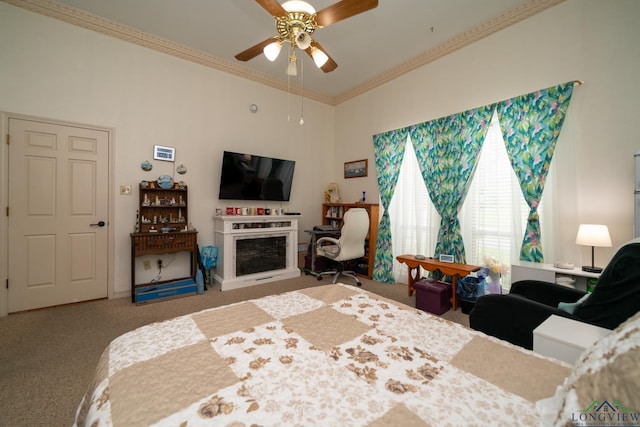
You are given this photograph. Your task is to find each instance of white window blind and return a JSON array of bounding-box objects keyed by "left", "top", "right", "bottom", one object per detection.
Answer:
[{"left": 459, "top": 112, "right": 529, "bottom": 287}]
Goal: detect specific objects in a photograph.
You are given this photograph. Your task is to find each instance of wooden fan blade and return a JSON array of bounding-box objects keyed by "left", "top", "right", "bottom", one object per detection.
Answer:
[
  {"left": 235, "top": 37, "right": 276, "bottom": 61},
  {"left": 315, "top": 0, "right": 378, "bottom": 27},
  {"left": 305, "top": 41, "right": 337, "bottom": 73},
  {"left": 255, "top": 0, "right": 287, "bottom": 17}
]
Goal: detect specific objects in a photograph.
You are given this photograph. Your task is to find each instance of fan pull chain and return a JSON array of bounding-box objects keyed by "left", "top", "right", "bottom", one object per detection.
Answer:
[
  {"left": 287, "top": 71, "right": 291, "bottom": 122},
  {"left": 299, "top": 53, "right": 304, "bottom": 125}
]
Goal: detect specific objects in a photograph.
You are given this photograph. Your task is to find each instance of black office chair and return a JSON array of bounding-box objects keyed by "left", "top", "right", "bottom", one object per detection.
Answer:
[{"left": 469, "top": 238, "right": 640, "bottom": 349}]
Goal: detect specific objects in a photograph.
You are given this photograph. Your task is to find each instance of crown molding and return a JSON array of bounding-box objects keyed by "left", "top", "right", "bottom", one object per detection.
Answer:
[{"left": 3, "top": 0, "right": 564, "bottom": 106}]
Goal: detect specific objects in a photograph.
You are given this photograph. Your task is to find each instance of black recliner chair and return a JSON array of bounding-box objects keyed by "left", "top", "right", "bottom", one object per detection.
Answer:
[{"left": 469, "top": 239, "right": 640, "bottom": 349}]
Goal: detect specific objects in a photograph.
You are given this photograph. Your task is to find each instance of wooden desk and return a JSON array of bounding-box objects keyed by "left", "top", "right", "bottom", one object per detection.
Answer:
[
  {"left": 130, "top": 231, "right": 198, "bottom": 304},
  {"left": 396, "top": 254, "right": 481, "bottom": 311},
  {"left": 304, "top": 228, "right": 340, "bottom": 276}
]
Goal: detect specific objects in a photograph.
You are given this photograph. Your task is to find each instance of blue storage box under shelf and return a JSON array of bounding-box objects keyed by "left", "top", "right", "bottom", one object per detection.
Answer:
[{"left": 135, "top": 278, "right": 197, "bottom": 304}]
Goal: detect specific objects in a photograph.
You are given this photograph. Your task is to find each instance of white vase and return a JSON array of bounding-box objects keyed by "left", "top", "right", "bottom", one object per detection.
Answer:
[{"left": 488, "top": 271, "right": 502, "bottom": 294}]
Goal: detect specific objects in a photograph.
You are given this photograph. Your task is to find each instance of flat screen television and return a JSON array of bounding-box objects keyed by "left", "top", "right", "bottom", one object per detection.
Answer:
[{"left": 218, "top": 151, "right": 296, "bottom": 201}]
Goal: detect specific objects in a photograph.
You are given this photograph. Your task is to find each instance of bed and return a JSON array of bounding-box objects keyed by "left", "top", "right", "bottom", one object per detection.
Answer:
[{"left": 74, "top": 284, "right": 640, "bottom": 426}]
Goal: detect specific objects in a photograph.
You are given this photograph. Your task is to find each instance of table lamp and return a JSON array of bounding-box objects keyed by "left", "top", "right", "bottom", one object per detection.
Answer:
[{"left": 575, "top": 224, "right": 612, "bottom": 273}]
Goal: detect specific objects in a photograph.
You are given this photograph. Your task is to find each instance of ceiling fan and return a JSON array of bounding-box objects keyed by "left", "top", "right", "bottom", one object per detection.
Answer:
[{"left": 235, "top": 0, "right": 378, "bottom": 75}]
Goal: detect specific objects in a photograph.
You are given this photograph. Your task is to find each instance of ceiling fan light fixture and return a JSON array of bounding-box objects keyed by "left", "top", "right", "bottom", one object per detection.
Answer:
[
  {"left": 311, "top": 47, "right": 329, "bottom": 68},
  {"left": 295, "top": 32, "right": 312, "bottom": 50},
  {"left": 282, "top": 1, "right": 316, "bottom": 14},
  {"left": 263, "top": 41, "right": 282, "bottom": 61}
]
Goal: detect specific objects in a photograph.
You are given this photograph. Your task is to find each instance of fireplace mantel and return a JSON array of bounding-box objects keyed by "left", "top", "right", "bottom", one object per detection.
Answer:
[{"left": 212, "top": 215, "right": 301, "bottom": 291}]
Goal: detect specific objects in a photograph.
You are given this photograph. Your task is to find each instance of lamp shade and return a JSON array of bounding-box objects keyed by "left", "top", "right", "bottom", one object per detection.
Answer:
[
  {"left": 263, "top": 41, "right": 282, "bottom": 62},
  {"left": 575, "top": 224, "right": 612, "bottom": 247},
  {"left": 295, "top": 32, "right": 312, "bottom": 50},
  {"left": 311, "top": 47, "right": 329, "bottom": 68}
]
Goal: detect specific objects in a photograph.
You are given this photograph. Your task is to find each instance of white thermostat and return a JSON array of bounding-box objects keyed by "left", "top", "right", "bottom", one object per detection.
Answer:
[{"left": 439, "top": 254, "right": 454, "bottom": 263}]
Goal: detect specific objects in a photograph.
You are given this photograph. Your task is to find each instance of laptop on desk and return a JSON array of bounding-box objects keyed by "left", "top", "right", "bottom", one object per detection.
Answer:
[{"left": 313, "top": 225, "right": 340, "bottom": 232}]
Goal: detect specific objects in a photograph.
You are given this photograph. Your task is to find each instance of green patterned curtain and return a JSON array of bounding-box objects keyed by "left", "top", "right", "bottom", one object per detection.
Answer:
[
  {"left": 412, "top": 106, "right": 495, "bottom": 263},
  {"left": 496, "top": 82, "right": 574, "bottom": 262},
  {"left": 372, "top": 128, "right": 409, "bottom": 283}
]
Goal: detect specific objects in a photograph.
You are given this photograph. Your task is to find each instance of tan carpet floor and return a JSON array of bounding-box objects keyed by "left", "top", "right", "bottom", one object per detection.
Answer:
[{"left": 0, "top": 272, "right": 469, "bottom": 427}]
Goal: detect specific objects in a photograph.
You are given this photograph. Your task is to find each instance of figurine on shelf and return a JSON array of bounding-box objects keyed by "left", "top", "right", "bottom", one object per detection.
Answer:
[{"left": 327, "top": 183, "right": 340, "bottom": 203}]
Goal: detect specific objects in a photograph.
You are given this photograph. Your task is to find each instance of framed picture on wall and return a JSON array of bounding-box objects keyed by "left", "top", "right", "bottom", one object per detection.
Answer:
[
  {"left": 344, "top": 159, "right": 368, "bottom": 178},
  {"left": 153, "top": 145, "right": 175, "bottom": 162}
]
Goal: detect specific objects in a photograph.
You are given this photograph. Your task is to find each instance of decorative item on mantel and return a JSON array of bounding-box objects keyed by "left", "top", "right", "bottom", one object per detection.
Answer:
[{"left": 483, "top": 257, "right": 508, "bottom": 294}]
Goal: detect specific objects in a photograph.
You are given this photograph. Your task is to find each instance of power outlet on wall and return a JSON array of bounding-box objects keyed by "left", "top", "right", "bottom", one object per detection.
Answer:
[{"left": 143, "top": 260, "right": 151, "bottom": 270}]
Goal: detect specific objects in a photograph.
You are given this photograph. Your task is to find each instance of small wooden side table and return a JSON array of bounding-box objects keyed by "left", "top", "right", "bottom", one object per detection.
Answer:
[
  {"left": 130, "top": 231, "right": 198, "bottom": 304},
  {"left": 396, "top": 254, "right": 480, "bottom": 311}
]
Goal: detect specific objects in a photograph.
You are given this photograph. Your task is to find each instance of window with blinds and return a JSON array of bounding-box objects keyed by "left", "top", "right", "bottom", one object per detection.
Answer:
[
  {"left": 391, "top": 112, "right": 555, "bottom": 290},
  {"left": 460, "top": 112, "right": 533, "bottom": 288}
]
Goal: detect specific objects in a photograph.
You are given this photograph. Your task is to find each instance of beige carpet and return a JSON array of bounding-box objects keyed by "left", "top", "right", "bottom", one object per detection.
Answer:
[{"left": 0, "top": 272, "right": 468, "bottom": 427}]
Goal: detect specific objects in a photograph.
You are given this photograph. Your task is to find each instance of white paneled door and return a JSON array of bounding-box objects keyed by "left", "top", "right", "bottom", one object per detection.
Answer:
[{"left": 8, "top": 118, "right": 109, "bottom": 312}]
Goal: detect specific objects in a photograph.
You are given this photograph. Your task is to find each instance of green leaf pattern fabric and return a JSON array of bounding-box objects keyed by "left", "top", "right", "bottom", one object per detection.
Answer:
[
  {"left": 497, "top": 82, "right": 574, "bottom": 262},
  {"left": 372, "top": 128, "right": 408, "bottom": 283},
  {"left": 412, "top": 106, "right": 495, "bottom": 263},
  {"left": 371, "top": 82, "right": 574, "bottom": 281}
]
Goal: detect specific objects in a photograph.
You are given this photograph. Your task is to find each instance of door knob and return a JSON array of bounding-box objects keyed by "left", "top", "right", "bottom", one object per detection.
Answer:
[{"left": 90, "top": 221, "right": 106, "bottom": 227}]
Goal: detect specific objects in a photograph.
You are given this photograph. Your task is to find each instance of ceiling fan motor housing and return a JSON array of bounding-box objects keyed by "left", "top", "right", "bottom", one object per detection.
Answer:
[{"left": 276, "top": 10, "right": 317, "bottom": 44}]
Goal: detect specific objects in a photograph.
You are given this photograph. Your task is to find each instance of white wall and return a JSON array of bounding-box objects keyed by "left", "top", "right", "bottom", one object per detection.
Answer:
[
  {"left": 0, "top": 2, "right": 334, "bottom": 306},
  {"left": 334, "top": 0, "right": 640, "bottom": 268},
  {"left": 1, "top": 0, "right": 639, "bottom": 311}
]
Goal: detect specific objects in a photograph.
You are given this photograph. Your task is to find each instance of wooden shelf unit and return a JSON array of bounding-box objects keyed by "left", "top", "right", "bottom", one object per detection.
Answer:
[
  {"left": 137, "top": 184, "right": 188, "bottom": 233},
  {"left": 511, "top": 261, "right": 601, "bottom": 292},
  {"left": 130, "top": 182, "right": 197, "bottom": 304},
  {"left": 321, "top": 203, "right": 379, "bottom": 279}
]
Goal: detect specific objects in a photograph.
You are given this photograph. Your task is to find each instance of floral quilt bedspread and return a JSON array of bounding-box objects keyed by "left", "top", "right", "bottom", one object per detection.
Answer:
[{"left": 74, "top": 284, "right": 570, "bottom": 426}]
